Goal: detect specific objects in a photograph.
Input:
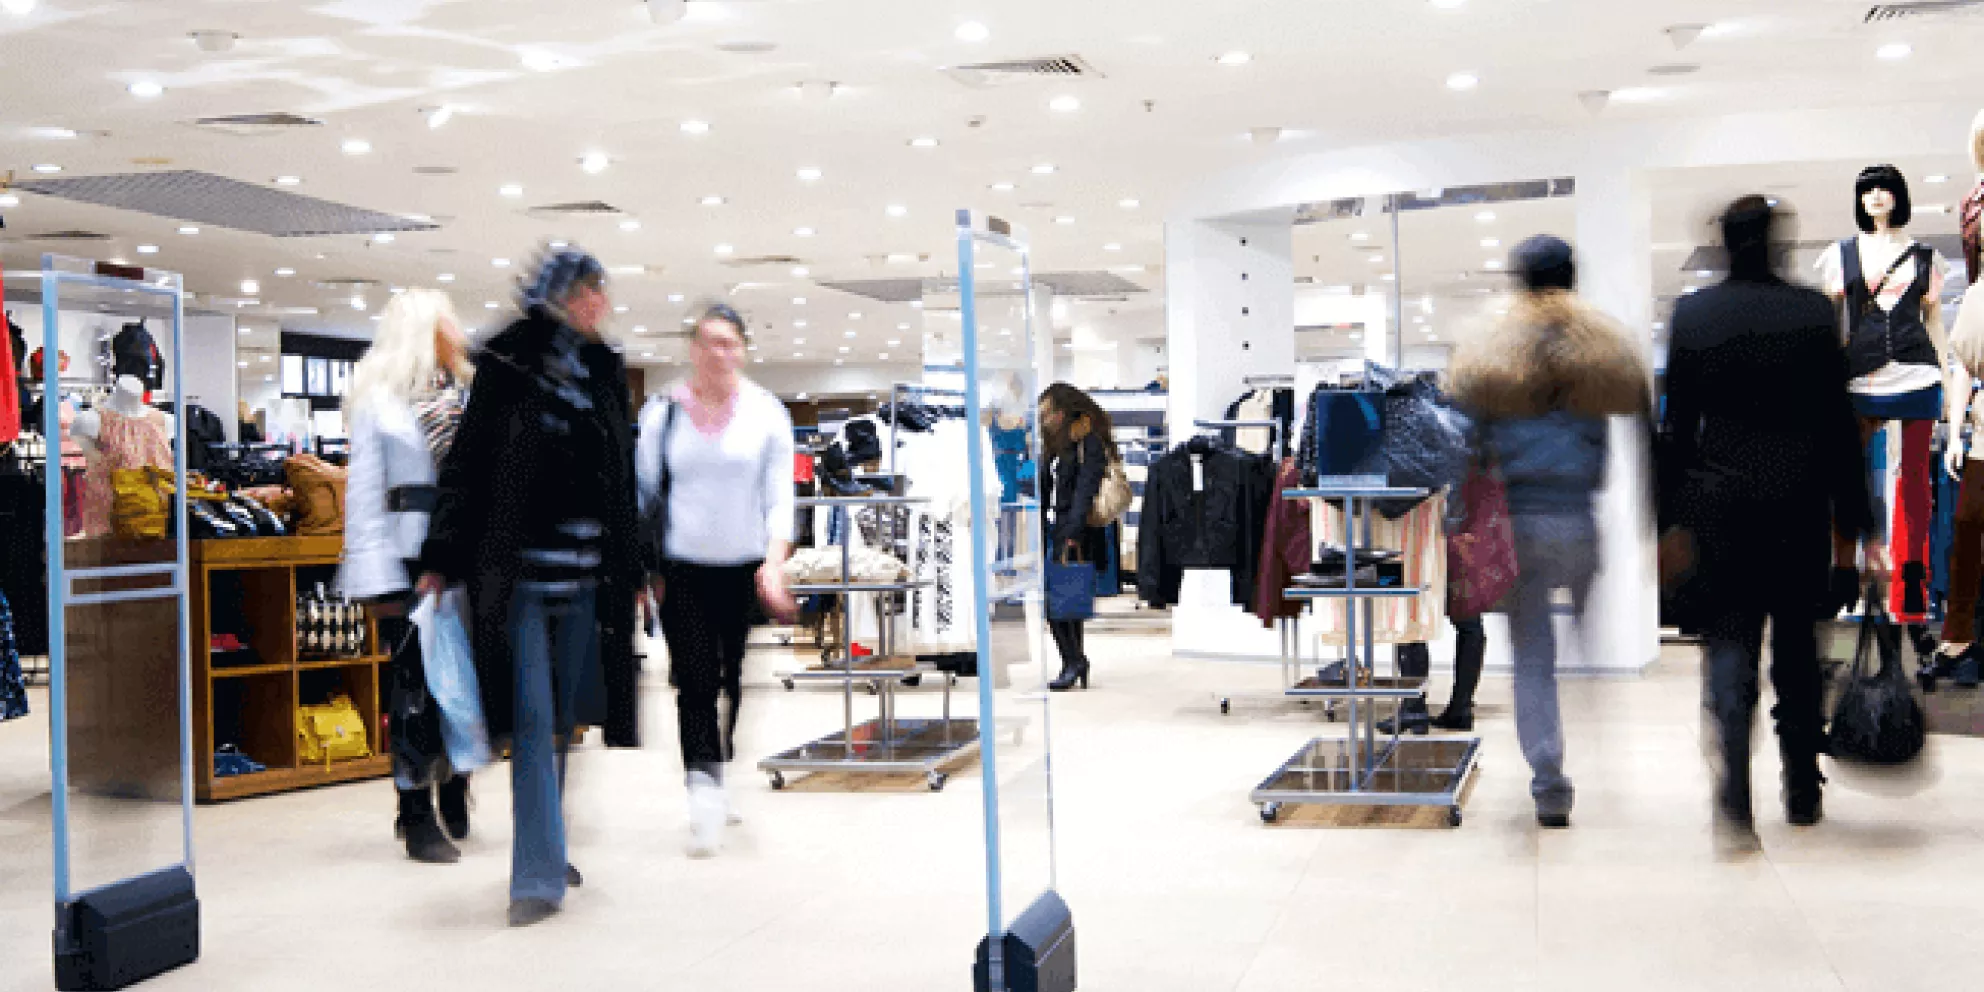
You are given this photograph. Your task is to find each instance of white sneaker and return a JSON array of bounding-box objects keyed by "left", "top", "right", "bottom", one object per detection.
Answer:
[{"left": 687, "top": 771, "right": 724, "bottom": 859}]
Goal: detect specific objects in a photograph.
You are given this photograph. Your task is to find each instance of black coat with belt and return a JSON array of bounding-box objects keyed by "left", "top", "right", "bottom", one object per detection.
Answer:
[
  {"left": 420, "top": 308, "right": 643, "bottom": 747},
  {"left": 1044, "top": 432, "right": 1109, "bottom": 570},
  {"left": 1135, "top": 436, "right": 1274, "bottom": 609},
  {"left": 1661, "top": 273, "right": 1875, "bottom": 628}
]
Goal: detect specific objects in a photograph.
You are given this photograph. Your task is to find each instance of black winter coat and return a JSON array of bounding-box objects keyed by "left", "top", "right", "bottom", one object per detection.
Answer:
[
  {"left": 1661, "top": 274, "right": 1874, "bottom": 629},
  {"left": 420, "top": 309, "right": 643, "bottom": 747},
  {"left": 1044, "top": 432, "right": 1109, "bottom": 568},
  {"left": 1135, "top": 436, "right": 1275, "bottom": 609}
]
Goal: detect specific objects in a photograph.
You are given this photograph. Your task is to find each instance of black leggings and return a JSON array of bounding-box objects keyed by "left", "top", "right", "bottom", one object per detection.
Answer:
[
  {"left": 658, "top": 560, "right": 760, "bottom": 780},
  {"left": 1049, "top": 619, "right": 1087, "bottom": 670}
]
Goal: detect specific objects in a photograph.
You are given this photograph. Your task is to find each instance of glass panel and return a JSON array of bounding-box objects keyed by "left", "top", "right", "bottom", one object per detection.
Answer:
[
  {"left": 955, "top": 215, "right": 1059, "bottom": 980},
  {"left": 40, "top": 255, "right": 191, "bottom": 903}
]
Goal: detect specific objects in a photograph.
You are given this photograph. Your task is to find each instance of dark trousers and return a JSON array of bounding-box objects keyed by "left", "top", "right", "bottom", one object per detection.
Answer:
[
  {"left": 1944, "top": 463, "right": 1984, "bottom": 642},
  {"left": 1703, "top": 609, "right": 1826, "bottom": 819},
  {"left": 1049, "top": 619, "right": 1087, "bottom": 672},
  {"left": 658, "top": 560, "right": 760, "bottom": 781},
  {"left": 1447, "top": 616, "right": 1486, "bottom": 711}
]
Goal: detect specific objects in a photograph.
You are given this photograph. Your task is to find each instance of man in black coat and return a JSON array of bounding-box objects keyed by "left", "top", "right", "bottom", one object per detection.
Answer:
[
  {"left": 1662, "top": 196, "right": 1879, "bottom": 849},
  {"left": 419, "top": 248, "right": 641, "bottom": 926}
]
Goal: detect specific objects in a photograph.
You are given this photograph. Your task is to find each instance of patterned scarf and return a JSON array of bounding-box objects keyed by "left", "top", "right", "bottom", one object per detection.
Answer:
[{"left": 410, "top": 372, "right": 466, "bottom": 462}]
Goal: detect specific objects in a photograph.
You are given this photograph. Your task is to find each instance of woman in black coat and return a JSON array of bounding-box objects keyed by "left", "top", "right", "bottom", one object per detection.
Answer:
[
  {"left": 1661, "top": 196, "right": 1879, "bottom": 849},
  {"left": 1038, "top": 383, "right": 1114, "bottom": 691}
]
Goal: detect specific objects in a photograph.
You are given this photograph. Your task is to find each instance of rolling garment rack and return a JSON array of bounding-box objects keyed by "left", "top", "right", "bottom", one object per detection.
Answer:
[
  {"left": 1251, "top": 484, "right": 1480, "bottom": 827},
  {"left": 759, "top": 494, "right": 981, "bottom": 792}
]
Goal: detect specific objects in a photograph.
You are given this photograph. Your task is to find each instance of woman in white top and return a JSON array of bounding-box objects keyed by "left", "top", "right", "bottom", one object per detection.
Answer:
[
  {"left": 637, "top": 302, "right": 796, "bottom": 858},
  {"left": 342, "top": 288, "right": 475, "bottom": 864}
]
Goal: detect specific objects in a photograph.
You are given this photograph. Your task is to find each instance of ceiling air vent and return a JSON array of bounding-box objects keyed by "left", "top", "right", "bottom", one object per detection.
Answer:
[
  {"left": 413, "top": 165, "right": 459, "bottom": 176},
  {"left": 1866, "top": 2, "right": 1984, "bottom": 22},
  {"left": 1648, "top": 63, "right": 1701, "bottom": 76},
  {"left": 25, "top": 230, "right": 111, "bottom": 242},
  {"left": 187, "top": 112, "right": 325, "bottom": 137},
  {"left": 945, "top": 54, "right": 1101, "bottom": 88},
  {"left": 526, "top": 200, "right": 623, "bottom": 216},
  {"left": 721, "top": 255, "right": 805, "bottom": 268},
  {"left": 313, "top": 277, "right": 387, "bottom": 289}
]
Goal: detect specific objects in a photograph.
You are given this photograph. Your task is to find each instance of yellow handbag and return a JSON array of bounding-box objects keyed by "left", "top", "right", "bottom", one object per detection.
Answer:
[
  {"left": 110, "top": 466, "right": 174, "bottom": 540},
  {"left": 296, "top": 694, "right": 373, "bottom": 766}
]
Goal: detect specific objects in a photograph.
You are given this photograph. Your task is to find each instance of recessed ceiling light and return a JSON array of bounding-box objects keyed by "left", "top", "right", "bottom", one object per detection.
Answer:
[
  {"left": 1351, "top": 231, "right": 1371, "bottom": 241},
  {"left": 492, "top": 257, "right": 511, "bottom": 268},
  {"left": 1031, "top": 163, "right": 1057, "bottom": 175},
  {"left": 793, "top": 296, "right": 808, "bottom": 305},
  {"left": 435, "top": 272, "right": 454, "bottom": 283},
  {"left": 754, "top": 356, "right": 765, "bottom": 364},
  {"left": 239, "top": 279, "right": 260, "bottom": 294},
  {"left": 834, "top": 359, "right": 845, "bottom": 366},
  {"left": 136, "top": 244, "right": 158, "bottom": 255},
  {"left": 633, "top": 325, "right": 649, "bottom": 335},
  {"left": 30, "top": 163, "right": 60, "bottom": 173},
  {"left": 1683, "top": 285, "right": 1701, "bottom": 294},
  {"left": 341, "top": 138, "right": 371, "bottom": 156},
  {"left": 350, "top": 296, "right": 368, "bottom": 311},
  {"left": 668, "top": 293, "right": 685, "bottom": 303},
  {"left": 908, "top": 136, "right": 940, "bottom": 149},
  {"left": 178, "top": 225, "right": 199, "bottom": 235},
  {"left": 885, "top": 204, "right": 908, "bottom": 218},
  {"left": 1380, "top": 273, "right": 1396, "bottom": 282},
  {"left": 1446, "top": 72, "right": 1479, "bottom": 91},
  {"left": 838, "top": 345, "right": 851, "bottom": 353},
  {"left": 1484, "top": 259, "right": 1504, "bottom": 270},
  {"left": 715, "top": 244, "right": 735, "bottom": 256},
  {"left": 1055, "top": 216, "right": 1075, "bottom": 225},
  {"left": 237, "top": 360, "right": 249, "bottom": 369},
  {"left": 1475, "top": 210, "right": 1496, "bottom": 223},
  {"left": 680, "top": 119, "right": 711, "bottom": 135},
  {"left": 887, "top": 338, "right": 903, "bottom": 346},
  {"left": 1368, "top": 254, "right": 1385, "bottom": 264},
  {"left": 793, "top": 226, "right": 815, "bottom": 237},
  {"left": 0, "top": 194, "right": 16, "bottom": 207},
  {"left": 580, "top": 152, "right": 610, "bottom": 174},
  {"left": 1480, "top": 238, "right": 1500, "bottom": 248},
  {"left": 990, "top": 182, "right": 1016, "bottom": 192},
  {"left": 128, "top": 79, "right": 164, "bottom": 99},
  {"left": 1927, "top": 174, "right": 1951, "bottom": 184},
  {"left": 793, "top": 351, "right": 804, "bottom": 358},
  {"left": 614, "top": 305, "right": 630, "bottom": 314},
  {"left": 897, "top": 322, "right": 911, "bottom": 331},
  {"left": 701, "top": 194, "right": 727, "bottom": 206},
  {"left": 791, "top": 266, "right": 810, "bottom": 277},
  {"left": 849, "top": 311, "right": 863, "bottom": 319},
  {"left": 619, "top": 218, "right": 642, "bottom": 232},
  {"left": 275, "top": 267, "right": 296, "bottom": 277},
  {"left": 843, "top": 329, "right": 858, "bottom": 338},
  {"left": 485, "top": 301, "right": 500, "bottom": 309},
  {"left": 878, "top": 352, "right": 891, "bottom": 361},
  {"left": 372, "top": 232, "right": 395, "bottom": 244},
  {"left": 31, "top": 126, "right": 76, "bottom": 139},
  {"left": 886, "top": 253, "right": 916, "bottom": 264},
  {"left": 955, "top": 21, "right": 989, "bottom": 43},
  {"left": 1877, "top": 42, "right": 1912, "bottom": 61},
  {"left": 1118, "top": 198, "right": 1141, "bottom": 209},
  {"left": 611, "top": 264, "right": 645, "bottom": 276},
  {"left": 1215, "top": 51, "right": 1252, "bottom": 66},
  {"left": 794, "top": 321, "right": 809, "bottom": 329},
  {"left": 499, "top": 184, "right": 524, "bottom": 198},
  {"left": 1049, "top": 95, "right": 1081, "bottom": 113}
]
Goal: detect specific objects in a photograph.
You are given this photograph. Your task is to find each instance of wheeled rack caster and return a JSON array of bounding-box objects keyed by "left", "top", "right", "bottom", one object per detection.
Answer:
[
  {"left": 928, "top": 771, "right": 949, "bottom": 792},
  {"left": 1447, "top": 807, "right": 1463, "bottom": 828},
  {"left": 1259, "top": 802, "right": 1281, "bottom": 824},
  {"left": 768, "top": 771, "right": 787, "bottom": 791},
  {"left": 781, "top": 678, "right": 796, "bottom": 691},
  {"left": 1219, "top": 698, "right": 1231, "bottom": 715}
]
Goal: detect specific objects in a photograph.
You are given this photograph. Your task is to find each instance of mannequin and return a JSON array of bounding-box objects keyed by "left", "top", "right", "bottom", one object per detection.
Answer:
[
  {"left": 1819, "top": 165, "right": 1952, "bottom": 629},
  {"left": 1935, "top": 114, "right": 1984, "bottom": 675},
  {"left": 78, "top": 374, "right": 173, "bottom": 536}
]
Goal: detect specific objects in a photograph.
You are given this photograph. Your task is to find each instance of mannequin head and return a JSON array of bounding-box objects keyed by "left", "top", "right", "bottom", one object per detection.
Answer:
[
  {"left": 1854, "top": 164, "right": 1912, "bottom": 232},
  {"left": 1510, "top": 235, "right": 1577, "bottom": 293}
]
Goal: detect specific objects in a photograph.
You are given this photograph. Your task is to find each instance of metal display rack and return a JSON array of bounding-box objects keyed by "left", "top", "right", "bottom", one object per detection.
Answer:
[
  {"left": 759, "top": 494, "right": 980, "bottom": 792},
  {"left": 1251, "top": 485, "right": 1480, "bottom": 828}
]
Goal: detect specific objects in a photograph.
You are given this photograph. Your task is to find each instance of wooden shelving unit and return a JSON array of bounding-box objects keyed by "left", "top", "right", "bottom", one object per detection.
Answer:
[{"left": 190, "top": 536, "right": 390, "bottom": 802}]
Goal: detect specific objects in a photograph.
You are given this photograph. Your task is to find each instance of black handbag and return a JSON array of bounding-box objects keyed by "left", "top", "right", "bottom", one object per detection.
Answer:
[{"left": 1828, "top": 591, "right": 1927, "bottom": 765}]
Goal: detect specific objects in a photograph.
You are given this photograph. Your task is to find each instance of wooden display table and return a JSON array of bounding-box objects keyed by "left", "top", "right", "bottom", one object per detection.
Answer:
[{"left": 190, "top": 536, "right": 390, "bottom": 802}]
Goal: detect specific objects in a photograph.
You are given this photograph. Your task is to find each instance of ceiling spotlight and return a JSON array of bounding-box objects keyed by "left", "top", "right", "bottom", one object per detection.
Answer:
[
  {"left": 341, "top": 138, "right": 371, "bottom": 156},
  {"left": 955, "top": 21, "right": 990, "bottom": 43},
  {"left": 425, "top": 105, "right": 455, "bottom": 129},
  {"left": 701, "top": 194, "right": 727, "bottom": 206},
  {"left": 1054, "top": 216, "right": 1075, "bottom": 226},
  {"left": 633, "top": 324, "right": 649, "bottom": 335},
  {"left": 1215, "top": 51, "right": 1252, "bottom": 66},
  {"left": 614, "top": 305, "right": 630, "bottom": 314},
  {"left": 791, "top": 266, "right": 810, "bottom": 277},
  {"left": 1351, "top": 230, "right": 1371, "bottom": 241},
  {"left": 1031, "top": 163, "right": 1057, "bottom": 175},
  {"left": 1612, "top": 87, "right": 1663, "bottom": 103},
  {"left": 30, "top": 163, "right": 61, "bottom": 173},
  {"left": 714, "top": 244, "right": 734, "bottom": 256},
  {"left": 620, "top": 218, "right": 642, "bottom": 232},
  {"left": 838, "top": 345, "right": 851, "bottom": 353},
  {"left": 1049, "top": 95, "right": 1081, "bottom": 113},
  {"left": 433, "top": 273, "right": 455, "bottom": 283},
  {"left": 888, "top": 337, "right": 903, "bottom": 345},
  {"left": 849, "top": 311, "right": 863, "bottom": 319},
  {"left": 136, "top": 244, "right": 159, "bottom": 255},
  {"left": 1927, "top": 174, "right": 1951, "bottom": 184},
  {"left": 484, "top": 301, "right": 500, "bottom": 309},
  {"left": 350, "top": 296, "right": 368, "bottom": 311},
  {"left": 793, "top": 226, "right": 815, "bottom": 237},
  {"left": 668, "top": 293, "right": 685, "bottom": 302},
  {"left": 31, "top": 126, "right": 76, "bottom": 139},
  {"left": 1475, "top": 210, "right": 1496, "bottom": 223},
  {"left": 498, "top": 184, "right": 523, "bottom": 198},
  {"left": 886, "top": 253, "right": 916, "bottom": 264},
  {"left": 878, "top": 353, "right": 890, "bottom": 361},
  {"left": 898, "top": 323, "right": 911, "bottom": 330},
  {"left": 797, "top": 166, "right": 823, "bottom": 182},
  {"left": 276, "top": 267, "right": 296, "bottom": 277},
  {"left": 1118, "top": 198, "right": 1140, "bottom": 209},
  {"left": 1878, "top": 42, "right": 1913, "bottom": 60},
  {"left": 908, "top": 136, "right": 940, "bottom": 148},
  {"left": 1480, "top": 238, "right": 1500, "bottom": 248},
  {"left": 128, "top": 79, "right": 164, "bottom": 99},
  {"left": 990, "top": 182, "right": 1016, "bottom": 192},
  {"left": 491, "top": 257, "right": 511, "bottom": 268},
  {"left": 680, "top": 119, "right": 711, "bottom": 135},
  {"left": 794, "top": 322, "right": 808, "bottom": 329},
  {"left": 580, "top": 152, "right": 610, "bottom": 174},
  {"left": 178, "top": 225, "right": 199, "bottom": 235},
  {"left": 885, "top": 204, "right": 908, "bottom": 218},
  {"left": 1446, "top": 72, "right": 1479, "bottom": 91},
  {"left": 239, "top": 279, "right": 260, "bottom": 294},
  {"left": 1103, "top": 243, "right": 1122, "bottom": 252},
  {"left": 1484, "top": 259, "right": 1505, "bottom": 270},
  {"left": 372, "top": 232, "right": 395, "bottom": 244},
  {"left": 2, "top": 1, "right": 37, "bottom": 15},
  {"left": 793, "top": 297, "right": 809, "bottom": 305},
  {"left": 274, "top": 175, "right": 301, "bottom": 186}
]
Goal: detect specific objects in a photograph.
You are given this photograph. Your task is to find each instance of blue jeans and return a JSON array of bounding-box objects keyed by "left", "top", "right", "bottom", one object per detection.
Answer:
[
  {"left": 1507, "top": 513, "right": 1598, "bottom": 817},
  {"left": 507, "top": 582, "right": 598, "bottom": 904}
]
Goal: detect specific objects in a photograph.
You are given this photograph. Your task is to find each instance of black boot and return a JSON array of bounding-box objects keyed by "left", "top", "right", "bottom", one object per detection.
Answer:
[
  {"left": 1377, "top": 696, "right": 1432, "bottom": 735},
  {"left": 1430, "top": 706, "right": 1474, "bottom": 731},
  {"left": 437, "top": 774, "right": 471, "bottom": 841},
  {"left": 395, "top": 788, "right": 460, "bottom": 864},
  {"left": 1781, "top": 738, "right": 1825, "bottom": 827},
  {"left": 1435, "top": 618, "right": 1486, "bottom": 731},
  {"left": 1048, "top": 659, "right": 1089, "bottom": 692}
]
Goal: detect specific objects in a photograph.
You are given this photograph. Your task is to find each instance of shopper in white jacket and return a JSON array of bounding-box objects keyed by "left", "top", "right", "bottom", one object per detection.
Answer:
[
  {"left": 637, "top": 302, "right": 796, "bottom": 858},
  {"left": 342, "top": 287, "right": 475, "bottom": 864}
]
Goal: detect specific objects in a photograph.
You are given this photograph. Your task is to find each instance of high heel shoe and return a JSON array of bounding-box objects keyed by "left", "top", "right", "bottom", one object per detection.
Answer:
[{"left": 1048, "top": 660, "right": 1090, "bottom": 692}]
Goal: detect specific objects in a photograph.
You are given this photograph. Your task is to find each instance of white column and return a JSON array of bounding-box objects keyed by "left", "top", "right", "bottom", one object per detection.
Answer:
[{"left": 1164, "top": 214, "right": 1296, "bottom": 659}]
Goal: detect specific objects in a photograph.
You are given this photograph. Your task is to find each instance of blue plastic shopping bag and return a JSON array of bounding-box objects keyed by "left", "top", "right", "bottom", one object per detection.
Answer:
[{"left": 412, "top": 589, "right": 492, "bottom": 773}]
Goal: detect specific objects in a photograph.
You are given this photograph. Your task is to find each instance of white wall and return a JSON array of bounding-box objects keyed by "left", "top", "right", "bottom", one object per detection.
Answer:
[{"left": 183, "top": 314, "right": 237, "bottom": 441}]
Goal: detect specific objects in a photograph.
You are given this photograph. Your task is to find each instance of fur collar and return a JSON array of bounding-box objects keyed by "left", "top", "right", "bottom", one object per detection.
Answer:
[{"left": 1450, "top": 291, "right": 1651, "bottom": 420}]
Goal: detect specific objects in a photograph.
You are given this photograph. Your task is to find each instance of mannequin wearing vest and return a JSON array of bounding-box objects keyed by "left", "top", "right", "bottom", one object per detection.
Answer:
[
  {"left": 1933, "top": 115, "right": 1984, "bottom": 672},
  {"left": 1819, "top": 165, "right": 1953, "bottom": 628}
]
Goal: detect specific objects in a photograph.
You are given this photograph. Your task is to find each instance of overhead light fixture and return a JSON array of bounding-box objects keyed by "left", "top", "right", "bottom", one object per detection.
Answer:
[
  {"left": 1480, "top": 238, "right": 1500, "bottom": 248},
  {"left": 492, "top": 257, "right": 511, "bottom": 268},
  {"left": 1049, "top": 95, "right": 1081, "bottom": 113},
  {"left": 2, "top": 1, "right": 38, "bottom": 15},
  {"left": 1103, "top": 242, "right": 1122, "bottom": 252},
  {"left": 1055, "top": 216, "right": 1075, "bottom": 225},
  {"left": 1368, "top": 254, "right": 1385, "bottom": 264},
  {"left": 794, "top": 322, "right": 808, "bottom": 330},
  {"left": 1927, "top": 174, "right": 1951, "bottom": 184},
  {"left": 714, "top": 244, "right": 734, "bottom": 256},
  {"left": 1612, "top": 87, "right": 1663, "bottom": 103},
  {"left": 887, "top": 338, "right": 903, "bottom": 346},
  {"left": 30, "top": 163, "right": 60, "bottom": 173},
  {"left": 610, "top": 265, "right": 645, "bottom": 276},
  {"left": 372, "top": 232, "right": 395, "bottom": 244},
  {"left": 1118, "top": 198, "right": 1140, "bottom": 209},
  {"left": 580, "top": 152, "right": 610, "bottom": 174},
  {"left": 1446, "top": 72, "right": 1479, "bottom": 91},
  {"left": 886, "top": 253, "right": 916, "bottom": 264},
  {"left": 0, "top": 194, "right": 17, "bottom": 207},
  {"left": 1475, "top": 210, "right": 1496, "bottom": 223},
  {"left": 614, "top": 305, "right": 630, "bottom": 314},
  {"left": 128, "top": 79, "right": 164, "bottom": 99},
  {"left": 350, "top": 295, "right": 368, "bottom": 311},
  {"left": 499, "top": 184, "right": 523, "bottom": 198},
  {"left": 485, "top": 301, "right": 500, "bottom": 309},
  {"left": 838, "top": 345, "right": 851, "bottom": 353},
  {"left": 843, "top": 329, "right": 858, "bottom": 339},
  {"left": 849, "top": 311, "right": 863, "bottom": 319},
  {"left": 701, "top": 194, "right": 727, "bottom": 206},
  {"left": 680, "top": 119, "right": 711, "bottom": 135},
  {"left": 1878, "top": 42, "right": 1912, "bottom": 61},
  {"left": 31, "top": 126, "right": 77, "bottom": 139},
  {"left": 274, "top": 175, "right": 301, "bottom": 186},
  {"left": 1031, "top": 163, "right": 1057, "bottom": 175},
  {"left": 793, "top": 226, "right": 815, "bottom": 237},
  {"left": 897, "top": 323, "right": 911, "bottom": 331},
  {"left": 1430, "top": 0, "right": 1466, "bottom": 8},
  {"left": 908, "top": 136, "right": 940, "bottom": 149},
  {"left": 878, "top": 352, "right": 891, "bottom": 361},
  {"left": 620, "top": 218, "right": 642, "bottom": 232},
  {"left": 797, "top": 166, "right": 823, "bottom": 183},
  {"left": 239, "top": 279, "right": 260, "bottom": 294},
  {"left": 793, "top": 296, "right": 808, "bottom": 305},
  {"left": 1484, "top": 259, "right": 1504, "bottom": 270},
  {"left": 791, "top": 266, "right": 810, "bottom": 277},
  {"left": 341, "top": 138, "right": 371, "bottom": 156},
  {"left": 136, "top": 244, "right": 159, "bottom": 255},
  {"left": 633, "top": 325, "right": 649, "bottom": 335},
  {"left": 178, "top": 225, "right": 199, "bottom": 235},
  {"left": 276, "top": 267, "right": 296, "bottom": 277},
  {"left": 885, "top": 204, "right": 908, "bottom": 218},
  {"left": 955, "top": 21, "right": 989, "bottom": 43},
  {"left": 668, "top": 293, "right": 685, "bottom": 303},
  {"left": 1215, "top": 51, "right": 1252, "bottom": 66},
  {"left": 990, "top": 182, "right": 1016, "bottom": 192}
]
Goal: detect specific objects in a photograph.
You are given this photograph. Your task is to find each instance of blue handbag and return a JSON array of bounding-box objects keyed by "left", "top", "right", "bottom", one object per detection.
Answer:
[{"left": 1045, "top": 558, "right": 1097, "bottom": 622}]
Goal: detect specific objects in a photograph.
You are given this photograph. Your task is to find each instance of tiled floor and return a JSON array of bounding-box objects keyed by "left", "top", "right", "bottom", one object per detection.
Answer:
[{"left": 4, "top": 623, "right": 1984, "bottom": 991}]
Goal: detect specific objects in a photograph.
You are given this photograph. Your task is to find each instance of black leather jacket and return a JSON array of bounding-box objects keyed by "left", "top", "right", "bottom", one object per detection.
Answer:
[{"left": 1135, "top": 436, "right": 1275, "bottom": 609}]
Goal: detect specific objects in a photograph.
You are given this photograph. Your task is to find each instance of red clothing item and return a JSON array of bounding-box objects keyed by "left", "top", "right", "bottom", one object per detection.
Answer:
[
  {"left": 0, "top": 321, "right": 17, "bottom": 443},
  {"left": 1253, "top": 458, "right": 1311, "bottom": 626}
]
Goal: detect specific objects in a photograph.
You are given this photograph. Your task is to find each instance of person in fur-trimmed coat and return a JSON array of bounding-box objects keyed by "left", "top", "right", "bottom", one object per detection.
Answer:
[{"left": 1448, "top": 235, "right": 1652, "bottom": 830}]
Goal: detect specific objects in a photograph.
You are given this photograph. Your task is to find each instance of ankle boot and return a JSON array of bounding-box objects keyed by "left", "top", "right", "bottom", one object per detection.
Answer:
[
  {"left": 1048, "top": 659, "right": 1089, "bottom": 692},
  {"left": 395, "top": 789, "right": 460, "bottom": 864},
  {"left": 1377, "top": 696, "right": 1432, "bottom": 736},
  {"left": 1430, "top": 705, "right": 1474, "bottom": 731},
  {"left": 1780, "top": 741, "right": 1825, "bottom": 827},
  {"left": 437, "top": 775, "right": 471, "bottom": 841}
]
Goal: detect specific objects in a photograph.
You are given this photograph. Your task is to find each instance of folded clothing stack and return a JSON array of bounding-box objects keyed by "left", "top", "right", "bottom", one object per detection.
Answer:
[{"left": 781, "top": 546, "right": 911, "bottom": 586}]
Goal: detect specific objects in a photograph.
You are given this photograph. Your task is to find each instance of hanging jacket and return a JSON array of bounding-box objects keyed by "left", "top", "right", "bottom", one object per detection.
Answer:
[
  {"left": 1252, "top": 458, "right": 1310, "bottom": 626},
  {"left": 1135, "top": 435, "right": 1274, "bottom": 608}
]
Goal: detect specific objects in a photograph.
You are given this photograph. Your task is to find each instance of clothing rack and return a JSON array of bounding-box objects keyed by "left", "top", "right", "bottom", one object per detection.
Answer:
[
  {"left": 886, "top": 381, "right": 968, "bottom": 476},
  {"left": 1193, "top": 418, "right": 1282, "bottom": 458},
  {"left": 1242, "top": 374, "right": 1295, "bottom": 387}
]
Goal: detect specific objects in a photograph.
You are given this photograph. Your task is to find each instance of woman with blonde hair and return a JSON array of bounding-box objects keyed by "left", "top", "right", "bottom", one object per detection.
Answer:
[{"left": 342, "top": 287, "right": 476, "bottom": 863}]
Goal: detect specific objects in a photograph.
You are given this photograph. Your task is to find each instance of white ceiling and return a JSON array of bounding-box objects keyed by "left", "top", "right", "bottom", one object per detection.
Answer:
[{"left": 1, "top": 0, "right": 1980, "bottom": 379}]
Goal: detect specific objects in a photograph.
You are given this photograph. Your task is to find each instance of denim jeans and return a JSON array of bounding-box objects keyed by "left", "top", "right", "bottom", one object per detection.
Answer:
[
  {"left": 1702, "top": 612, "right": 1826, "bottom": 819},
  {"left": 508, "top": 581, "right": 598, "bottom": 905},
  {"left": 1508, "top": 513, "right": 1598, "bottom": 817}
]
